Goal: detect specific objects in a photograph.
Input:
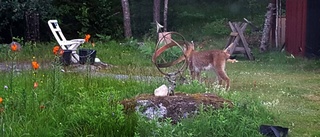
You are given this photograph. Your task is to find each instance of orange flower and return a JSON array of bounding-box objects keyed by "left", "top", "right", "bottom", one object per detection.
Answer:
[
  {"left": 0, "top": 97, "right": 3, "bottom": 104},
  {"left": 84, "top": 34, "right": 91, "bottom": 42},
  {"left": 53, "top": 46, "right": 60, "bottom": 55},
  {"left": 34, "top": 82, "right": 38, "bottom": 88},
  {"left": 32, "top": 61, "right": 39, "bottom": 70},
  {"left": 11, "top": 43, "right": 18, "bottom": 51}
]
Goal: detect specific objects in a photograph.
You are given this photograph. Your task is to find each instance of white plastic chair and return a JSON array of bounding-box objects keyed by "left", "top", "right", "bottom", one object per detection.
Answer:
[{"left": 48, "top": 20, "right": 84, "bottom": 63}]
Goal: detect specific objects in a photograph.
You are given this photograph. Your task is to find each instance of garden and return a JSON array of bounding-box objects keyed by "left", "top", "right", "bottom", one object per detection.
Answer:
[
  {"left": 0, "top": 0, "right": 320, "bottom": 136},
  {"left": 0, "top": 37, "right": 319, "bottom": 136}
]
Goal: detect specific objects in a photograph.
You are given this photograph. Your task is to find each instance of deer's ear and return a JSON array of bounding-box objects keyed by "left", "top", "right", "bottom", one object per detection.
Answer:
[
  {"left": 189, "top": 41, "right": 195, "bottom": 50},
  {"left": 224, "top": 43, "right": 234, "bottom": 53}
]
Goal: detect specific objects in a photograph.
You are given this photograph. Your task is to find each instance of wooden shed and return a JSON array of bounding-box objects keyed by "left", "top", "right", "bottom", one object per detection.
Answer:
[{"left": 286, "top": 0, "right": 320, "bottom": 58}]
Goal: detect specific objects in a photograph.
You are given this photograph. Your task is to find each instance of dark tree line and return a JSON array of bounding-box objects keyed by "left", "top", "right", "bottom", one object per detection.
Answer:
[
  {"left": 0, "top": 0, "right": 123, "bottom": 43},
  {"left": 0, "top": 0, "right": 268, "bottom": 43}
]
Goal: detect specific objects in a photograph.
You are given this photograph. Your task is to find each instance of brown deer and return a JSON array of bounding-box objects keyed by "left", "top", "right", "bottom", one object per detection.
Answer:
[{"left": 187, "top": 42, "right": 235, "bottom": 90}]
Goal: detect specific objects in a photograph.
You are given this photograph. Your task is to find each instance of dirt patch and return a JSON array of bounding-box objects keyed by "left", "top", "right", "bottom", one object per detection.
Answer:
[
  {"left": 121, "top": 92, "right": 233, "bottom": 123},
  {"left": 303, "top": 94, "right": 320, "bottom": 102},
  {"left": 63, "top": 62, "right": 111, "bottom": 72}
]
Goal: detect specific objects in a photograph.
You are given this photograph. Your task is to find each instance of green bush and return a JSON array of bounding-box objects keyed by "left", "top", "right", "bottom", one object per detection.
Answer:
[
  {"left": 202, "top": 18, "right": 230, "bottom": 37},
  {"left": 65, "top": 87, "right": 136, "bottom": 136}
]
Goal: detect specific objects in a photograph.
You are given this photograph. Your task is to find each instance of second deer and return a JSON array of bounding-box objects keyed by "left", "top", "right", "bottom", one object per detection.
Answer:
[{"left": 187, "top": 42, "right": 236, "bottom": 90}]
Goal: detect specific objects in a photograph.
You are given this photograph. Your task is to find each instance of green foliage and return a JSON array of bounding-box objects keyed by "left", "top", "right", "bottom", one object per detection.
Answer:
[
  {"left": 130, "top": 0, "right": 153, "bottom": 37},
  {"left": 0, "top": 40, "right": 320, "bottom": 136},
  {"left": 168, "top": 0, "right": 268, "bottom": 40},
  {"left": 0, "top": 0, "right": 55, "bottom": 40},
  {"left": 0, "top": 0, "right": 123, "bottom": 42},
  {"left": 75, "top": 3, "right": 90, "bottom": 36},
  {"left": 135, "top": 93, "right": 274, "bottom": 137},
  {"left": 121, "top": 37, "right": 140, "bottom": 47},
  {"left": 138, "top": 40, "right": 155, "bottom": 59},
  {"left": 138, "top": 37, "right": 187, "bottom": 66},
  {"left": 0, "top": 44, "right": 9, "bottom": 61},
  {"left": 240, "top": 0, "right": 269, "bottom": 21},
  {"left": 96, "top": 34, "right": 111, "bottom": 43},
  {"left": 65, "top": 88, "right": 136, "bottom": 136},
  {"left": 0, "top": 1, "right": 25, "bottom": 27},
  {"left": 202, "top": 18, "right": 230, "bottom": 37},
  {"left": 0, "top": 0, "right": 269, "bottom": 42},
  {"left": 84, "top": 39, "right": 154, "bottom": 69}
]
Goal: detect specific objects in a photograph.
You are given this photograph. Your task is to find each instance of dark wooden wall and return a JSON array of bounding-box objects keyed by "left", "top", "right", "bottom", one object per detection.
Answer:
[
  {"left": 285, "top": 0, "right": 307, "bottom": 56},
  {"left": 306, "top": 0, "right": 320, "bottom": 58}
]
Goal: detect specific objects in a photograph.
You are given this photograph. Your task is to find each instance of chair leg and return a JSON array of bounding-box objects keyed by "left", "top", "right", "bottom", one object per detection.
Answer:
[{"left": 71, "top": 53, "right": 79, "bottom": 63}]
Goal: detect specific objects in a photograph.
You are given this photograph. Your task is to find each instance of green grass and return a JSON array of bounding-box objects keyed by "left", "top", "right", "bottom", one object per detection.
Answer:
[
  {"left": 227, "top": 52, "right": 320, "bottom": 137},
  {"left": 0, "top": 40, "right": 319, "bottom": 136}
]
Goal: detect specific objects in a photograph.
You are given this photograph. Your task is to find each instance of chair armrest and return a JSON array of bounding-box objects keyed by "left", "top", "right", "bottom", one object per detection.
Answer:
[
  {"left": 70, "top": 39, "right": 85, "bottom": 43},
  {"left": 60, "top": 41, "right": 82, "bottom": 45},
  {"left": 59, "top": 39, "right": 85, "bottom": 51}
]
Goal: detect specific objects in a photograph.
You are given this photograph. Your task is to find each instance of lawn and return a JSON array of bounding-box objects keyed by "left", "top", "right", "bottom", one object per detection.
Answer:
[
  {"left": 228, "top": 54, "right": 320, "bottom": 137},
  {"left": 0, "top": 40, "right": 319, "bottom": 136}
]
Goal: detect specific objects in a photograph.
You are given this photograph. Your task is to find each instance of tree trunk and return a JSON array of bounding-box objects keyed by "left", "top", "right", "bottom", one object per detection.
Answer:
[
  {"left": 153, "top": 0, "right": 161, "bottom": 23},
  {"left": 259, "top": 3, "right": 275, "bottom": 52},
  {"left": 121, "top": 0, "right": 132, "bottom": 38},
  {"left": 25, "top": 10, "right": 40, "bottom": 42},
  {"left": 163, "top": 0, "right": 168, "bottom": 32},
  {"left": 275, "top": 0, "right": 279, "bottom": 48}
]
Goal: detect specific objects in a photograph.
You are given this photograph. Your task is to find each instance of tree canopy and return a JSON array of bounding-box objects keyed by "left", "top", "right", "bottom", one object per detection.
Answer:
[{"left": 0, "top": 0, "right": 268, "bottom": 43}]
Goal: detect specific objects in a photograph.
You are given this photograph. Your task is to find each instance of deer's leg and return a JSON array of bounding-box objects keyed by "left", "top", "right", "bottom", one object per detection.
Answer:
[
  {"left": 195, "top": 71, "right": 201, "bottom": 82},
  {"left": 216, "top": 69, "right": 230, "bottom": 90},
  {"left": 217, "top": 74, "right": 223, "bottom": 85},
  {"left": 190, "top": 70, "right": 196, "bottom": 80},
  {"left": 212, "top": 69, "right": 222, "bottom": 86}
]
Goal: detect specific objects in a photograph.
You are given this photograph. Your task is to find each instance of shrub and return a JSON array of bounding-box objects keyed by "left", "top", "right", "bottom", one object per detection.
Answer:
[
  {"left": 65, "top": 87, "right": 136, "bottom": 136},
  {"left": 202, "top": 18, "right": 230, "bottom": 37}
]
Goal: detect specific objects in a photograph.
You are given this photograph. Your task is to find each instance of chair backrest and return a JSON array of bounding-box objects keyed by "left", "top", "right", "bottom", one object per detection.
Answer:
[{"left": 48, "top": 20, "right": 67, "bottom": 45}]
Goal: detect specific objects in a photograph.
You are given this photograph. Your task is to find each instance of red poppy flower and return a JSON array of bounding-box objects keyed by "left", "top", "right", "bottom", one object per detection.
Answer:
[
  {"left": 53, "top": 46, "right": 60, "bottom": 55},
  {"left": 32, "top": 61, "right": 39, "bottom": 70},
  {"left": 11, "top": 44, "right": 18, "bottom": 51},
  {"left": 84, "top": 34, "right": 91, "bottom": 42}
]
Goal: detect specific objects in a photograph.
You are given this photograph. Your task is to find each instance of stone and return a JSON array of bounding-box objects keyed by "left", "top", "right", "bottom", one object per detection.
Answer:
[{"left": 154, "top": 84, "right": 169, "bottom": 97}]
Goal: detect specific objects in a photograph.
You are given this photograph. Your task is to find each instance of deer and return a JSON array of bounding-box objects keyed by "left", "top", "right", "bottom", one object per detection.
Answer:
[{"left": 186, "top": 42, "right": 236, "bottom": 90}]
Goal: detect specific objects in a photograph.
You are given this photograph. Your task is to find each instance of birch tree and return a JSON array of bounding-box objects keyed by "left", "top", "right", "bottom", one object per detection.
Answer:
[
  {"left": 259, "top": 3, "right": 275, "bottom": 52},
  {"left": 121, "top": 0, "right": 132, "bottom": 38},
  {"left": 163, "top": 0, "right": 168, "bottom": 32},
  {"left": 153, "top": 0, "right": 161, "bottom": 23}
]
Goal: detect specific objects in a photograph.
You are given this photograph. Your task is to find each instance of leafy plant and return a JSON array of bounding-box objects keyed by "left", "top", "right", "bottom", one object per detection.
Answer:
[
  {"left": 96, "top": 34, "right": 111, "bottom": 43},
  {"left": 138, "top": 39, "right": 155, "bottom": 58},
  {"left": 65, "top": 88, "right": 135, "bottom": 136},
  {"left": 75, "top": 3, "right": 90, "bottom": 36},
  {"left": 202, "top": 18, "right": 230, "bottom": 37}
]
